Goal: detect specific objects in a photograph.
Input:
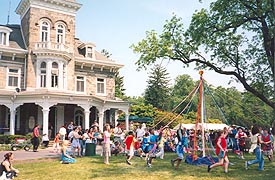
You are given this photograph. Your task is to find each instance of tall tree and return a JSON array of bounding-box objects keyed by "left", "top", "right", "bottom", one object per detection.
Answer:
[
  {"left": 131, "top": 0, "right": 275, "bottom": 113},
  {"left": 144, "top": 64, "right": 171, "bottom": 110},
  {"left": 169, "top": 74, "right": 197, "bottom": 113},
  {"left": 114, "top": 71, "right": 126, "bottom": 98}
]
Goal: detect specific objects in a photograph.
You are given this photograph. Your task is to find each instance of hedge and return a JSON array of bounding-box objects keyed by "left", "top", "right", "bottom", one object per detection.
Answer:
[{"left": 0, "top": 134, "right": 33, "bottom": 144}]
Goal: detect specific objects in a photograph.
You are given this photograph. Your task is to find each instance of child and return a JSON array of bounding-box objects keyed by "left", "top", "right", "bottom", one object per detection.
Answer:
[
  {"left": 208, "top": 129, "right": 229, "bottom": 173},
  {"left": 53, "top": 133, "right": 60, "bottom": 153},
  {"left": 245, "top": 126, "right": 264, "bottom": 171},
  {"left": 171, "top": 128, "right": 188, "bottom": 169},
  {"left": 0, "top": 152, "right": 19, "bottom": 179},
  {"left": 125, "top": 131, "right": 137, "bottom": 165},
  {"left": 146, "top": 129, "right": 163, "bottom": 168},
  {"left": 235, "top": 127, "right": 247, "bottom": 159},
  {"left": 262, "top": 128, "right": 273, "bottom": 161},
  {"left": 61, "top": 140, "right": 76, "bottom": 164}
]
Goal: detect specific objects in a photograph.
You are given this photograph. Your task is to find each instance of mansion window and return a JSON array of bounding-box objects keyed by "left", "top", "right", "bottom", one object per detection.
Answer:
[
  {"left": 8, "top": 68, "right": 20, "bottom": 87},
  {"left": 56, "top": 24, "right": 65, "bottom": 44},
  {"left": 97, "top": 78, "right": 105, "bottom": 95},
  {"left": 51, "top": 62, "right": 58, "bottom": 87},
  {"left": 41, "top": 21, "right": 50, "bottom": 42},
  {"left": 87, "top": 47, "right": 93, "bottom": 58},
  {"left": 40, "top": 62, "right": 46, "bottom": 87},
  {"left": 0, "top": 32, "right": 7, "bottom": 45},
  {"left": 76, "top": 76, "right": 85, "bottom": 92}
]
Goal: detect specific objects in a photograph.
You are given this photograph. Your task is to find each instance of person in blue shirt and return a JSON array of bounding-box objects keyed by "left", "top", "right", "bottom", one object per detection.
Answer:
[
  {"left": 146, "top": 128, "right": 162, "bottom": 167},
  {"left": 171, "top": 127, "right": 188, "bottom": 170}
]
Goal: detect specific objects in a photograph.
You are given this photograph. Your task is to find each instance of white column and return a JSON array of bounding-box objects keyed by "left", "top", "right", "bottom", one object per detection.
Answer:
[
  {"left": 84, "top": 110, "right": 90, "bottom": 130},
  {"left": 9, "top": 108, "right": 16, "bottom": 135},
  {"left": 98, "top": 109, "right": 104, "bottom": 132},
  {"left": 114, "top": 110, "right": 118, "bottom": 128},
  {"left": 46, "top": 61, "right": 51, "bottom": 88},
  {"left": 42, "top": 108, "right": 50, "bottom": 135},
  {"left": 58, "top": 62, "right": 64, "bottom": 89},
  {"left": 125, "top": 112, "right": 129, "bottom": 131}
]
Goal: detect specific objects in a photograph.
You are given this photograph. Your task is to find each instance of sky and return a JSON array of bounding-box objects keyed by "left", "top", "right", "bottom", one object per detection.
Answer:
[{"left": 0, "top": 0, "right": 244, "bottom": 96}]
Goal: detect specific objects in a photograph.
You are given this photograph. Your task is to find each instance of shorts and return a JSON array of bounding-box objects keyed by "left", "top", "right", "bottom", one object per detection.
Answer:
[
  {"left": 125, "top": 146, "right": 134, "bottom": 157},
  {"left": 218, "top": 150, "right": 227, "bottom": 159},
  {"left": 176, "top": 145, "right": 184, "bottom": 160}
]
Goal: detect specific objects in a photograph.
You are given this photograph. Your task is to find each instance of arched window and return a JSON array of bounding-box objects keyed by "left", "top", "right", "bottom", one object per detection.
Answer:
[
  {"left": 56, "top": 24, "right": 65, "bottom": 44},
  {"left": 51, "top": 62, "right": 58, "bottom": 87},
  {"left": 40, "top": 62, "right": 46, "bottom": 87},
  {"left": 74, "top": 110, "right": 84, "bottom": 127},
  {"left": 41, "top": 21, "right": 50, "bottom": 42}
]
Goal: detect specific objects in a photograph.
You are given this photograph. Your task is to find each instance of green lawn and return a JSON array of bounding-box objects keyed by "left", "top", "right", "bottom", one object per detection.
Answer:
[{"left": 15, "top": 152, "right": 275, "bottom": 180}]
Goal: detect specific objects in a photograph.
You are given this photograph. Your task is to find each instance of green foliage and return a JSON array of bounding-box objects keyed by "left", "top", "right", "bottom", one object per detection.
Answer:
[
  {"left": 131, "top": 0, "right": 275, "bottom": 112},
  {"left": 0, "top": 134, "right": 32, "bottom": 144},
  {"left": 129, "top": 104, "right": 157, "bottom": 118},
  {"left": 114, "top": 71, "right": 126, "bottom": 99},
  {"left": 154, "top": 110, "right": 185, "bottom": 129},
  {"left": 144, "top": 64, "right": 171, "bottom": 110}
]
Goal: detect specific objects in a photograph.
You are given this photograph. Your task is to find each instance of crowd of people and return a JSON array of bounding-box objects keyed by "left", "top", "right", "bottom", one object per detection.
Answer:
[
  {"left": 1, "top": 121, "right": 274, "bottom": 179},
  {"left": 99, "top": 122, "right": 275, "bottom": 173},
  {"left": 29, "top": 121, "right": 274, "bottom": 172}
]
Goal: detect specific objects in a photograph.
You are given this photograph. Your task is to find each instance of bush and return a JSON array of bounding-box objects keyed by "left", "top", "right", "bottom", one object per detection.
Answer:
[{"left": 0, "top": 135, "right": 31, "bottom": 144}]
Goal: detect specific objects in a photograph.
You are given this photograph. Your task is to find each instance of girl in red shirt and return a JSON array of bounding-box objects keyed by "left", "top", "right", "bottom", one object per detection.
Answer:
[{"left": 208, "top": 129, "right": 230, "bottom": 173}]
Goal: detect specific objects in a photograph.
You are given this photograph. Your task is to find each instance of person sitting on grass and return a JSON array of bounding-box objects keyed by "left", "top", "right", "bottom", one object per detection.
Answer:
[
  {"left": 0, "top": 152, "right": 19, "bottom": 179},
  {"left": 61, "top": 140, "right": 76, "bottom": 164},
  {"left": 208, "top": 129, "right": 229, "bottom": 173}
]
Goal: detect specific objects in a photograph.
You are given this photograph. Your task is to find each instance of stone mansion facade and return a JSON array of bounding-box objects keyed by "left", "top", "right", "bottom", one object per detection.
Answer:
[{"left": 0, "top": 0, "right": 129, "bottom": 137}]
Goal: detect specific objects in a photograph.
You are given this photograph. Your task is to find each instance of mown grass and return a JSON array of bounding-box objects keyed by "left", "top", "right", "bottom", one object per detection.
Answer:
[{"left": 15, "top": 152, "right": 275, "bottom": 180}]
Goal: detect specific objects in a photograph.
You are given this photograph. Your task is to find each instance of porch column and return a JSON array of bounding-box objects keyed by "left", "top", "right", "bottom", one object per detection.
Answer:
[
  {"left": 125, "top": 112, "right": 129, "bottom": 131},
  {"left": 42, "top": 108, "right": 50, "bottom": 135},
  {"left": 9, "top": 108, "right": 16, "bottom": 135},
  {"left": 114, "top": 110, "right": 118, "bottom": 128},
  {"left": 84, "top": 109, "right": 90, "bottom": 130},
  {"left": 98, "top": 108, "right": 104, "bottom": 132}
]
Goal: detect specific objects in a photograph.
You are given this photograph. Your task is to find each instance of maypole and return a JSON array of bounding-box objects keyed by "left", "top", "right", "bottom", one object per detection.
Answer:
[{"left": 199, "top": 70, "right": 206, "bottom": 157}]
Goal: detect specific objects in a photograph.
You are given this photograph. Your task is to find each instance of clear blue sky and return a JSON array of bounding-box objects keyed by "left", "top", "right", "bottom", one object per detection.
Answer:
[{"left": 0, "top": 0, "right": 243, "bottom": 96}]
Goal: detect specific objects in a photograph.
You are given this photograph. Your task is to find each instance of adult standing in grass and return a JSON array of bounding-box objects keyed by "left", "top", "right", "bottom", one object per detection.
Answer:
[
  {"left": 61, "top": 140, "right": 76, "bottom": 164},
  {"left": 32, "top": 124, "right": 40, "bottom": 152},
  {"left": 208, "top": 129, "right": 229, "bottom": 173},
  {"left": 245, "top": 126, "right": 264, "bottom": 171},
  {"left": 103, "top": 124, "right": 111, "bottom": 165}
]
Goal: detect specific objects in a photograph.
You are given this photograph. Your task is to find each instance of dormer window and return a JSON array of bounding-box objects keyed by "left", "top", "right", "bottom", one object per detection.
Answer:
[
  {"left": 0, "top": 26, "right": 12, "bottom": 46},
  {"left": 0, "top": 32, "right": 7, "bottom": 45},
  {"left": 87, "top": 47, "right": 93, "bottom": 58}
]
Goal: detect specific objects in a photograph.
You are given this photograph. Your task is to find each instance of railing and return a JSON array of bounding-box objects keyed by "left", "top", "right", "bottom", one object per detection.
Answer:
[{"left": 34, "top": 42, "right": 71, "bottom": 53}]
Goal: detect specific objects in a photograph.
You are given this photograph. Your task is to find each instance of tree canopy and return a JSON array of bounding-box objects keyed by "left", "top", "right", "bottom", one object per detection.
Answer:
[
  {"left": 144, "top": 64, "right": 171, "bottom": 110},
  {"left": 131, "top": 0, "right": 275, "bottom": 112}
]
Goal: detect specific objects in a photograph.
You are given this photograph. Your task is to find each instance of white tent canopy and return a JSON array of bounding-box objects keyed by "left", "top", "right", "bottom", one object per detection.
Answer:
[{"left": 173, "top": 123, "right": 229, "bottom": 131}]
